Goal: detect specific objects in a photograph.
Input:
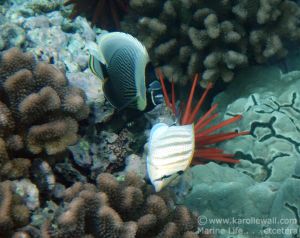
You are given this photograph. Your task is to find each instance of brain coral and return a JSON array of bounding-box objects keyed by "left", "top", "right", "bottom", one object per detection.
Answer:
[
  {"left": 121, "top": 0, "right": 300, "bottom": 86},
  {"left": 0, "top": 47, "right": 89, "bottom": 179},
  {"left": 42, "top": 172, "right": 200, "bottom": 238}
]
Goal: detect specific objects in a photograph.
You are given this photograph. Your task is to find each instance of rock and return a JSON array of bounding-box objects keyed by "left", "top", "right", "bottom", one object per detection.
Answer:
[
  {"left": 54, "top": 161, "right": 87, "bottom": 184},
  {"left": 0, "top": 23, "right": 25, "bottom": 48},
  {"left": 124, "top": 154, "right": 146, "bottom": 178},
  {"left": 13, "top": 179, "right": 40, "bottom": 210},
  {"left": 69, "top": 129, "right": 135, "bottom": 179},
  {"left": 23, "top": 15, "right": 50, "bottom": 29}
]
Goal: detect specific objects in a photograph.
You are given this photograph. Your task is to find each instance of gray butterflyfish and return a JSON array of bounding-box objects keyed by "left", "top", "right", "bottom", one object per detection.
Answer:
[{"left": 88, "top": 32, "right": 164, "bottom": 111}]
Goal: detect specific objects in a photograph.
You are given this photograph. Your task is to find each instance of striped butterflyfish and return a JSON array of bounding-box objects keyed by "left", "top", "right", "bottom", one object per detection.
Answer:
[
  {"left": 147, "top": 123, "right": 195, "bottom": 192},
  {"left": 88, "top": 32, "right": 164, "bottom": 111}
]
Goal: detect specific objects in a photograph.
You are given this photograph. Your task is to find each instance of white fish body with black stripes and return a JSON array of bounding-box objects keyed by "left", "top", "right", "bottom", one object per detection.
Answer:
[{"left": 147, "top": 123, "right": 195, "bottom": 192}]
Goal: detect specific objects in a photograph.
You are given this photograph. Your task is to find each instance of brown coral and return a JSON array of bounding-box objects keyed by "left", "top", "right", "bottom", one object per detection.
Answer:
[
  {"left": 0, "top": 47, "right": 89, "bottom": 179},
  {"left": 0, "top": 181, "right": 30, "bottom": 237},
  {"left": 121, "top": 0, "right": 300, "bottom": 86},
  {"left": 42, "top": 172, "right": 200, "bottom": 238}
]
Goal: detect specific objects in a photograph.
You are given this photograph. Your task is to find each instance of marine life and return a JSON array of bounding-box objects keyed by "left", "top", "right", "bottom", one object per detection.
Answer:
[
  {"left": 1, "top": 0, "right": 299, "bottom": 237},
  {"left": 64, "top": 0, "right": 129, "bottom": 30},
  {"left": 88, "top": 31, "right": 164, "bottom": 111},
  {"left": 147, "top": 72, "right": 249, "bottom": 192}
]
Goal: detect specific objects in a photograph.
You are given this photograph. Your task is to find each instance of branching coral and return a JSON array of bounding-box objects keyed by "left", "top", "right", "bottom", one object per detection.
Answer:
[
  {"left": 42, "top": 173, "right": 200, "bottom": 238},
  {"left": 64, "top": 0, "right": 130, "bottom": 30},
  {"left": 0, "top": 47, "right": 89, "bottom": 179},
  {"left": 121, "top": 0, "right": 300, "bottom": 86},
  {"left": 0, "top": 181, "right": 30, "bottom": 237}
]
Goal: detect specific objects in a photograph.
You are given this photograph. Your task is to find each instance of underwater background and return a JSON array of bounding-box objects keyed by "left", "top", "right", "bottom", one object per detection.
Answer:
[{"left": 0, "top": 0, "right": 299, "bottom": 237}]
